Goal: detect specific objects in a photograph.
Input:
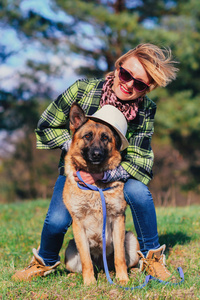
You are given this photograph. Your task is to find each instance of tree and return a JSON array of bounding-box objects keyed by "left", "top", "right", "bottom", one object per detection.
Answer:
[
  {"left": 0, "top": 0, "right": 67, "bottom": 201},
  {"left": 155, "top": 90, "right": 200, "bottom": 193}
]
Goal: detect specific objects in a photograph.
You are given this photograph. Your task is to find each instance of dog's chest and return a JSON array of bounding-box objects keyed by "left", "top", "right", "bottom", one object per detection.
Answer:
[
  {"left": 63, "top": 175, "right": 126, "bottom": 257},
  {"left": 68, "top": 185, "right": 125, "bottom": 256},
  {"left": 64, "top": 178, "right": 125, "bottom": 223},
  {"left": 68, "top": 186, "right": 125, "bottom": 219}
]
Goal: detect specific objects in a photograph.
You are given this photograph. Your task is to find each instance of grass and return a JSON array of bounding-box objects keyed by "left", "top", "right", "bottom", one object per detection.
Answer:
[{"left": 0, "top": 200, "right": 199, "bottom": 299}]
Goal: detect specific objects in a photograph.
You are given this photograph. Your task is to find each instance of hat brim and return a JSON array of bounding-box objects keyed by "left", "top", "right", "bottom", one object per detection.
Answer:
[{"left": 87, "top": 116, "right": 129, "bottom": 151}]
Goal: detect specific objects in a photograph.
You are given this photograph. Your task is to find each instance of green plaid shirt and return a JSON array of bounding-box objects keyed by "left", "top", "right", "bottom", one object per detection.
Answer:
[{"left": 35, "top": 78, "right": 156, "bottom": 185}]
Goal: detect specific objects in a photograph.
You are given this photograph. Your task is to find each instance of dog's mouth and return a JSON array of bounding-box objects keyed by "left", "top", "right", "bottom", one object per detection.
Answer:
[{"left": 90, "top": 161, "right": 102, "bottom": 165}]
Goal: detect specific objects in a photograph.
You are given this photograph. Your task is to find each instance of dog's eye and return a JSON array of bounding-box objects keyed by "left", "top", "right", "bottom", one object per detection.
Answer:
[
  {"left": 83, "top": 132, "right": 93, "bottom": 140},
  {"left": 101, "top": 133, "right": 109, "bottom": 141}
]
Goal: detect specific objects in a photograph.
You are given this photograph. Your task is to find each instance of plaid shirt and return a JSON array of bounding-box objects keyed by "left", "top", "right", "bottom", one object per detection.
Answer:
[{"left": 35, "top": 78, "right": 156, "bottom": 185}]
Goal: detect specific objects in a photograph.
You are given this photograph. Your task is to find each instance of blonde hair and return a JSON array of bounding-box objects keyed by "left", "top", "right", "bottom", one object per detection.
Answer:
[{"left": 110, "top": 43, "right": 179, "bottom": 92}]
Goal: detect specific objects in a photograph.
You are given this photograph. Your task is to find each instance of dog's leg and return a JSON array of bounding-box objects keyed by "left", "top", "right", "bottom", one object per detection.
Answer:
[
  {"left": 72, "top": 220, "right": 96, "bottom": 285},
  {"left": 112, "top": 215, "right": 129, "bottom": 284}
]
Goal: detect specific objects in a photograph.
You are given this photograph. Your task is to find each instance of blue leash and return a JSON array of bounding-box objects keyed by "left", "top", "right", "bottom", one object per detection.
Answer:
[{"left": 76, "top": 171, "right": 184, "bottom": 289}]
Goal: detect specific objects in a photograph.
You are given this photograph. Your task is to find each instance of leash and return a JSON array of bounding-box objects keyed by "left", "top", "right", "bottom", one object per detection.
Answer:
[{"left": 76, "top": 171, "right": 184, "bottom": 289}]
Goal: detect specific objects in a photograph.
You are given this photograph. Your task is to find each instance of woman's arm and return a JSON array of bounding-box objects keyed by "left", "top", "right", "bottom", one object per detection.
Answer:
[
  {"left": 121, "top": 99, "right": 157, "bottom": 185},
  {"left": 35, "top": 81, "right": 80, "bottom": 150}
]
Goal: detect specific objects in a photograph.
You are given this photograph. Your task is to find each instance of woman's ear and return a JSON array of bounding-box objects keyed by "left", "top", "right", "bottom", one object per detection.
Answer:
[{"left": 114, "top": 69, "right": 118, "bottom": 77}]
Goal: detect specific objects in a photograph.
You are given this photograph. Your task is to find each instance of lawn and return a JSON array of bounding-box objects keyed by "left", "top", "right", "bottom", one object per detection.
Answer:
[{"left": 0, "top": 200, "right": 199, "bottom": 299}]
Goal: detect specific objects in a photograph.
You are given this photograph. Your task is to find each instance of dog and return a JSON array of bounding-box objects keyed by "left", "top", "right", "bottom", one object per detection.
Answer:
[{"left": 63, "top": 103, "right": 139, "bottom": 285}]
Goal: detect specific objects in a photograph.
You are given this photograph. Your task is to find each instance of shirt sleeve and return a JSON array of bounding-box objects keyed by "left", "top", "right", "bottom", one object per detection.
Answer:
[
  {"left": 121, "top": 99, "right": 157, "bottom": 185},
  {"left": 102, "top": 165, "right": 131, "bottom": 183},
  {"left": 35, "top": 81, "right": 80, "bottom": 149}
]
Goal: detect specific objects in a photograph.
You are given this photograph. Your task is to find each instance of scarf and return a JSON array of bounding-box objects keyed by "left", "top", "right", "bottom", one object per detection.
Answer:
[{"left": 100, "top": 75, "right": 143, "bottom": 121}]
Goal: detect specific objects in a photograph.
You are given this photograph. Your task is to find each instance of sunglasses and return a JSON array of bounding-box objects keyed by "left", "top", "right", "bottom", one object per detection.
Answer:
[{"left": 119, "top": 67, "right": 150, "bottom": 92}]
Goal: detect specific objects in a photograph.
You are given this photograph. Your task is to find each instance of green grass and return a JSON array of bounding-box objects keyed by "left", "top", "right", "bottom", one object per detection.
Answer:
[{"left": 0, "top": 201, "right": 199, "bottom": 299}]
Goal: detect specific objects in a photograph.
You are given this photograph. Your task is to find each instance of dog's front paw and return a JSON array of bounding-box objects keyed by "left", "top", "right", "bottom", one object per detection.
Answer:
[
  {"left": 116, "top": 273, "right": 129, "bottom": 285},
  {"left": 83, "top": 275, "right": 96, "bottom": 285}
]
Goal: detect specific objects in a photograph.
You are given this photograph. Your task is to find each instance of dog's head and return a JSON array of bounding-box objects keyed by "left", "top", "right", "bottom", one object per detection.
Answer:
[{"left": 68, "top": 103, "right": 122, "bottom": 172}]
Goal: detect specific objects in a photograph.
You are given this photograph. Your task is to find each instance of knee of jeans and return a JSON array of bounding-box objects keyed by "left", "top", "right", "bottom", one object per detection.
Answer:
[
  {"left": 45, "top": 211, "right": 72, "bottom": 235},
  {"left": 124, "top": 179, "right": 151, "bottom": 206}
]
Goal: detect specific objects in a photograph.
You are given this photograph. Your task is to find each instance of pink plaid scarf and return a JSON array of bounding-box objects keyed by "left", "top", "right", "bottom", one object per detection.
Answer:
[{"left": 100, "top": 75, "right": 143, "bottom": 121}]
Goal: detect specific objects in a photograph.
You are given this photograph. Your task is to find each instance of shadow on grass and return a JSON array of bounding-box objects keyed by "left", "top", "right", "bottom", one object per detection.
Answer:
[{"left": 159, "top": 231, "right": 191, "bottom": 254}]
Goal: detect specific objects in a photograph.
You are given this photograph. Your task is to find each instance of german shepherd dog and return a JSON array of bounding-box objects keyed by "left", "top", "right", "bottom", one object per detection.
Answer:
[{"left": 63, "top": 103, "right": 139, "bottom": 285}]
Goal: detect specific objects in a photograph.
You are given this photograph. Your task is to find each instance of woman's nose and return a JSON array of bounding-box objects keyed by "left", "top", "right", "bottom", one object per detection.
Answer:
[{"left": 126, "top": 79, "right": 134, "bottom": 88}]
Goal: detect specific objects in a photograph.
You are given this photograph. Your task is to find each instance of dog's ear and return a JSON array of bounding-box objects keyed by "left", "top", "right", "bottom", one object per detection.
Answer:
[{"left": 69, "top": 103, "right": 87, "bottom": 133}]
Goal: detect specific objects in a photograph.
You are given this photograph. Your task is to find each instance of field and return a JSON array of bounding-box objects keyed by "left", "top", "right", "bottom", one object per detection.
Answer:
[{"left": 0, "top": 200, "right": 199, "bottom": 299}]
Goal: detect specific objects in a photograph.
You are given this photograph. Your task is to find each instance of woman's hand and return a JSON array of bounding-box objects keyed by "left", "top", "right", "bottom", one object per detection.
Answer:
[{"left": 73, "top": 170, "right": 104, "bottom": 185}]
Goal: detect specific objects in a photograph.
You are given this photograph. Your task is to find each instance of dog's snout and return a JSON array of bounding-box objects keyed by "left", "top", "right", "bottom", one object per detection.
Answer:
[
  {"left": 82, "top": 145, "right": 108, "bottom": 165},
  {"left": 91, "top": 148, "right": 103, "bottom": 161}
]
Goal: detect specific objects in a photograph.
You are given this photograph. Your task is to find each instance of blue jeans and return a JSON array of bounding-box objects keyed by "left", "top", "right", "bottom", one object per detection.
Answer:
[{"left": 39, "top": 176, "right": 160, "bottom": 266}]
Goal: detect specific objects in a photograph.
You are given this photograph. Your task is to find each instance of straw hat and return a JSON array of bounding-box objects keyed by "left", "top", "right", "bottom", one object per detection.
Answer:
[{"left": 87, "top": 105, "right": 129, "bottom": 151}]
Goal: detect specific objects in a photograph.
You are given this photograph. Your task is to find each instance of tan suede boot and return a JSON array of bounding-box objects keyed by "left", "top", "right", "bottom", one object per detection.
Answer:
[
  {"left": 138, "top": 245, "right": 176, "bottom": 281},
  {"left": 12, "top": 248, "right": 60, "bottom": 281}
]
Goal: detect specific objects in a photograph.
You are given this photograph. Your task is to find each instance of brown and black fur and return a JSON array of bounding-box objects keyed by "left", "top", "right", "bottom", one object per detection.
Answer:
[{"left": 63, "top": 103, "right": 139, "bottom": 285}]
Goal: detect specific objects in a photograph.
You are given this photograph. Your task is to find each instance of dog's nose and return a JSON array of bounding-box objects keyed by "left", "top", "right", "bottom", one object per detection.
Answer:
[{"left": 92, "top": 149, "right": 102, "bottom": 161}]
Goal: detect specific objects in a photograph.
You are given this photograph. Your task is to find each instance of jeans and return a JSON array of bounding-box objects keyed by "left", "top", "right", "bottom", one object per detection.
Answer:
[{"left": 39, "top": 175, "right": 160, "bottom": 266}]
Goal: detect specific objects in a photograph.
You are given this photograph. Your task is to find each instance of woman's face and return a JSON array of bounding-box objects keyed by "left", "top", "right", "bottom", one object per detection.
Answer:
[{"left": 112, "top": 56, "right": 151, "bottom": 101}]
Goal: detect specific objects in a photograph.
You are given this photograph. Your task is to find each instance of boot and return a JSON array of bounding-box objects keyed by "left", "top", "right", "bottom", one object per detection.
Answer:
[
  {"left": 12, "top": 248, "right": 60, "bottom": 281},
  {"left": 138, "top": 245, "right": 176, "bottom": 281}
]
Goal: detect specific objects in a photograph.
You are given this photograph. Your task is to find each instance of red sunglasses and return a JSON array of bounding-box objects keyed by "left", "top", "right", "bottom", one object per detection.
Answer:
[{"left": 119, "top": 67, "right": 150, "bottom": 92}]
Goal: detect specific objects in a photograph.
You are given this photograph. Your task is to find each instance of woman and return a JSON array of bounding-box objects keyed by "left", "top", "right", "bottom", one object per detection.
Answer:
[{"left": 12, "top": 43, "right": 178, "bottom": 281}]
